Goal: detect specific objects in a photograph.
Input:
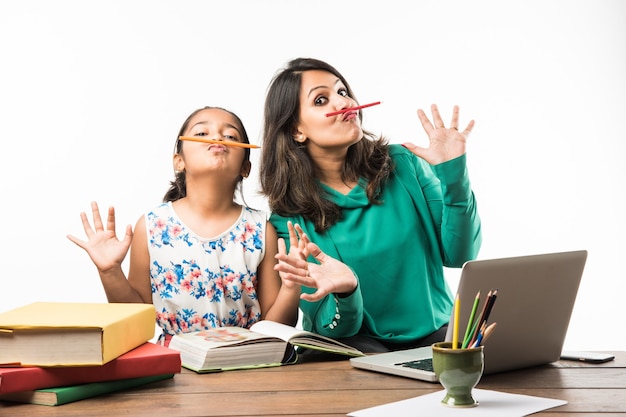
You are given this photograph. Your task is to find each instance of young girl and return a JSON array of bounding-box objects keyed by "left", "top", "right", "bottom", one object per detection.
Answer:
[{"left": 68, "top": 106, "right": 300, "bottom": 344}]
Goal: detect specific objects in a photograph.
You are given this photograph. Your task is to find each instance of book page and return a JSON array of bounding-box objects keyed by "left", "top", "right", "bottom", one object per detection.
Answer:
[
  {"left": 169, "top": 327, "right": 288, "bottom": 372},
  {"left": 250, "top": 320, "right": 308, "bottom": 342},
  {"left": 171, "top": 327, "right": 281, "bottom": 349},
  {"left": 250, "top": 321, "right": 363, "bottom": 356}
]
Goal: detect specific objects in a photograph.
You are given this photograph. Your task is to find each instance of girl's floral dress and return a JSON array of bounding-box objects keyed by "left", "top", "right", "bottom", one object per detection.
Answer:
[{"left": 146, "top": 202, "right": 266, "bottom": 341}]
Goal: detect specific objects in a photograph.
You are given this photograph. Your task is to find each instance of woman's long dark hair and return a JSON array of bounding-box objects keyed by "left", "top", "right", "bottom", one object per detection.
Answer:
[
  {"left": 163, "top": 106, "right": 251, "bottom": 203},
  {"left": 259, "top": 58, "right": 391, "bottom": 232}
]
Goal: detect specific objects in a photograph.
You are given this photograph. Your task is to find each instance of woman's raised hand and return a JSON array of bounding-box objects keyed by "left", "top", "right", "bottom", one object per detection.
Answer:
[{"left": 402, "top": 104, "right": 474, "bottom": 165}]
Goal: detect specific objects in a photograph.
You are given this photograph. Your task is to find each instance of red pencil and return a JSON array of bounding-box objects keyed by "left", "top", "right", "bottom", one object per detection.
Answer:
[{"left": 325, "top": 101, "right": 382, "bottom": 117}]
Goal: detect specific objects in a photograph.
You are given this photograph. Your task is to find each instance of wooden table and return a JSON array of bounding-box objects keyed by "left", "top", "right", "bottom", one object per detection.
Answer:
[{"left": 1, "top": 351, "right": 624, "bottom": 416}]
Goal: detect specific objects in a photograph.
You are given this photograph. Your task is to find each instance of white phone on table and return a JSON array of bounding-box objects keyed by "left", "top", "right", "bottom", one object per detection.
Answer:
[{"left": 560, "top": 351, "right": 615, "bottom": 363}]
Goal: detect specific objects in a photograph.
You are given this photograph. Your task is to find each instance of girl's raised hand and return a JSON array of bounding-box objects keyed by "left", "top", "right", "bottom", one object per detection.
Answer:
[
  {"left": 402, "top": 104, "right": 474, "bottom": 165},
  {"left": 66, "top": 201, "right": 133, "bottom": 273}
]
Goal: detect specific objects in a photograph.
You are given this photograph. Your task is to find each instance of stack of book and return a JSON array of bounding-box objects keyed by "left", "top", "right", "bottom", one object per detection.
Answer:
[{"left": 0, "top": 302, "right": 181, "bottom": 406}]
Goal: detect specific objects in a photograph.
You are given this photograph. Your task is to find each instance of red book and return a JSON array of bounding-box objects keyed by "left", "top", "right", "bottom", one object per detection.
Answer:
[{"left": 0, "top": 342, "right": 181, "bottom": 394}]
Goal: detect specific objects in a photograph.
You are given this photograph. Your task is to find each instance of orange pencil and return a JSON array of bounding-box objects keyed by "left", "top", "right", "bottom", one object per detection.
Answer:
[{"left": 178, "top": 136, "right": 260, "bottom": 149}]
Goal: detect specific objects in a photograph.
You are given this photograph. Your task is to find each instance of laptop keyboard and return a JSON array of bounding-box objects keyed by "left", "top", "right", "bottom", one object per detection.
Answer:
[{"left": 395, "top": 358, "right": 434, "bottom": 372}]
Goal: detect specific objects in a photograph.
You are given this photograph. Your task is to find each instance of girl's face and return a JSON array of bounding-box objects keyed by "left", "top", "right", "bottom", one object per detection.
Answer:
[
  {"left": 175, "top": 108, "right": 250, "bottom": 180},
  {"left": 294, "top": 70, "right": 363, "bottom": 152}
]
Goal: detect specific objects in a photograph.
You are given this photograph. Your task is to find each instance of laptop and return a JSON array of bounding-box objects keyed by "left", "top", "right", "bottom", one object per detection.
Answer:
[{"left": 349, "top": 250, "right": 587, "bottom": 382}]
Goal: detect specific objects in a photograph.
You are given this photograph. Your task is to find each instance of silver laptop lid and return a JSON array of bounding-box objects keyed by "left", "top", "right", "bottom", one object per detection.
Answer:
[{"left": 446, "top": 250, "right": 587, "bottom": 374}]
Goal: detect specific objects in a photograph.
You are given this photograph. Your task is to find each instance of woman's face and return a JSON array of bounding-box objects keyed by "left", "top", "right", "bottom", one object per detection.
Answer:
[
  {"left": 295, "top": 70, "right": 363, "bottom": 152},
  {"left": 175, "top": 108, "right": 250, "bottom": 180}
]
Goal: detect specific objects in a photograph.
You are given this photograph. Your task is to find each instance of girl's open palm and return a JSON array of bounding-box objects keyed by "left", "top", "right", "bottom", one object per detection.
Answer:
[
  {"left": 403, "top": 104, "right": 474, "bottom": 165},
  {"left": 66, "top": 201, "right": 133, "bottom": 273}
]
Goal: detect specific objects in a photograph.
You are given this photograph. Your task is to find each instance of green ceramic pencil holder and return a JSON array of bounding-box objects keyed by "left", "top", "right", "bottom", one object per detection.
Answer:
[{"left": 432, "top": 341, "right": 484, "bottom": 407}]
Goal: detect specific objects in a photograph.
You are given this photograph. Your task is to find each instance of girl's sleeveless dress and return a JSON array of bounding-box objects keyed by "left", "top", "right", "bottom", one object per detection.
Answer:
[{"left": 145, "top": 202, "right": 267, "bottom": 342}]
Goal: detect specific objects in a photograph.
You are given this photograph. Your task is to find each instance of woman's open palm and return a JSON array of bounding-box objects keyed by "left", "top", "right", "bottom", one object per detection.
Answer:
[{"left": 403, "top": 104, "right": 474, "bottom": 165}]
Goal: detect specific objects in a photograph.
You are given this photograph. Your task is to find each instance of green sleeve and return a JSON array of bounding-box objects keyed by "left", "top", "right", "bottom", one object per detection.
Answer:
[
  {"left": 430, "top": 154, "right": 482, "bottom": 266},
  {"left": 300, "top": 276, "right": 363, "bottom": 338},
  {"left": 269, "top": 213, "right": 364, "bottom": 338}
]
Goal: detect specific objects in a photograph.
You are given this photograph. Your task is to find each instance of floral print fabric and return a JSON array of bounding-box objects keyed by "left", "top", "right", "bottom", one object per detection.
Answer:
[{"left": 146, "top": 202, "right": 266, "bottom": 338}]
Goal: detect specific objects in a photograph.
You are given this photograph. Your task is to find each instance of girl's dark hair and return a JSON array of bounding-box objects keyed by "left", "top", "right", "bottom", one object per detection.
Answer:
[
  {"left": 259, "top": 58, "right": 391, "bottom": 232},
  {"left": 163, "top": 106, "right": 251, "bottom": 203}
]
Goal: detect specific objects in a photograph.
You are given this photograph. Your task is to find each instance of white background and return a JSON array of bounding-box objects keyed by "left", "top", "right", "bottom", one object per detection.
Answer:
[{"left": 1, "top": 0, "right": 624, "bottom": 350}]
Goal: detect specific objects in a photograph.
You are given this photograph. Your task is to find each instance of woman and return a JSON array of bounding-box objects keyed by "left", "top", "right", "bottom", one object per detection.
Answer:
[{"left": 260, "top": 58, "right": 482, "bottom": 352}]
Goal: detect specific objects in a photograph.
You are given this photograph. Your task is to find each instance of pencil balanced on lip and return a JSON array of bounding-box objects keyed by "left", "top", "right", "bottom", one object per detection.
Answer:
[
  {"left": 181, "top": 102, "right": 383, "bottom": 144},
  {"left": 178, "top": 136, "right": 261, "bottom": 149},
  {"left": 324, "top": 101, "right": 382, "bottom": 117}
]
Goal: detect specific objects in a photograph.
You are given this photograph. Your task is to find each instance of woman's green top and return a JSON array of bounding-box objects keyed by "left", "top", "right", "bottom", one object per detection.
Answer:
[{"left": 270, "top": 144, "right": 482, "bottom": 343}]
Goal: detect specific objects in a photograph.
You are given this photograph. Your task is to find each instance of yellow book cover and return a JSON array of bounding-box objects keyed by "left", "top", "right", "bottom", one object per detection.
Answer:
[{"left": 0, "top": 302, "right": 155, "bottom": 366}]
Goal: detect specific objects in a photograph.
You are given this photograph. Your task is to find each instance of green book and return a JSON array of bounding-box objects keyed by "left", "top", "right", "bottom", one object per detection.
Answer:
[{"left": 0, "top": 373, "right": 174, "bottom": 406}]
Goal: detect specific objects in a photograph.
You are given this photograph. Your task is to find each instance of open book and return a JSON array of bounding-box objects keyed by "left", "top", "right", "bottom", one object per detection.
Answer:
[{"left": 168, "top": 320, "right": 364, "bottom": 373}]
